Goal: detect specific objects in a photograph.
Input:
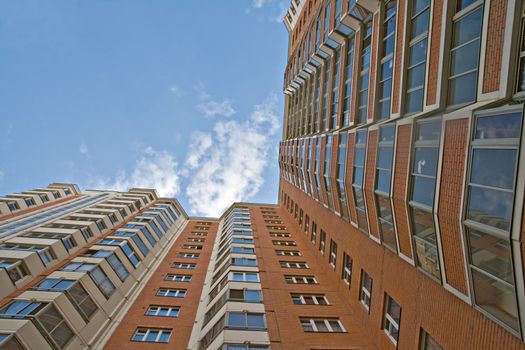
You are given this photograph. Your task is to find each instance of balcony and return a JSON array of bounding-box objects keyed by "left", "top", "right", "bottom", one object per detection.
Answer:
[{"left": 341, "top": 0, "right": 372, "bottom": 30}]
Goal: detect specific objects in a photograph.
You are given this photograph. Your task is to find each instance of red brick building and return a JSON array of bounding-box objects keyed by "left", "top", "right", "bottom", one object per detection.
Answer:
[{"left": 0, "top": 0, "right": 524, "bottom": 349}]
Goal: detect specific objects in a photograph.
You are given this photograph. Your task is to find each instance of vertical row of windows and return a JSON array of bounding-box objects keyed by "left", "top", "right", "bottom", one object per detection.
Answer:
[
  {"left": 409, "top": 118, "right": 442, "bottom": 280},
  {"left": 335, "top": 133, "right": 349, "bottom": 218},
  {"left": 330, "top": 47, "right": 341, "bottom": 129},
  {"left": 353, "top": 129, "right": 369, "bottom": 231},
  {"left": 405, "top": 0, "right": 430, "bottom": 114},
  {"left": 464, "top": 110, "right": 522, "bottom": 333},
  {"left": 323, "top": 135, "right": 333, "bottom": 207},
  {"left": 447, "top": 0, "right": 484, "bottom": 106},
  {"left": 342, "top": 38, "right": 355, "bottom": 126},
  {"left": 375, "top": 124, "right": 397, "bottom": 251},
  {"left": 377, "top": 1, "right": 397, "bottom": 119},
  {"left": 357, "top": 22, "right": 373, "bottom": 124}
]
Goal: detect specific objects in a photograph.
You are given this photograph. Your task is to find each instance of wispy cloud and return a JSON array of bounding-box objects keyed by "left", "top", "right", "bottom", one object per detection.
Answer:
[
  {"left": 197, "top": 100, "right": 236, "bottom": 118},
  {"left": 169, "top": 85, "right": 184, "bottom": 98},
  {"left": 247, "top": 0, "right": 288, "bottom": 23},
  {"left": 79, "top": 142, "right": 89, "bottom": 156},
  {"left": 252, "top": 0, "right": 269, "bottom": 8},
  {"left": 91, "top": 147, "right": 181, "bottom": 198},
  {"left": 195, "top": 83, "right": 236, "bottom": 118},
  {"left": 185, "top": 93, "right": 280, "bottom": 216}
]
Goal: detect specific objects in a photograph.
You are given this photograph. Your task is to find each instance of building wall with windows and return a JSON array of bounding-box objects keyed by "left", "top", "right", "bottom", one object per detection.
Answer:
[{"left": 280, "top": 0, "right": 525, "bottom": 348}]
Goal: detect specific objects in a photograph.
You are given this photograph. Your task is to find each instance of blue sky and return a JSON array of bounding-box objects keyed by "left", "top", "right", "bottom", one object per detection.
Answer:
[{"left": 0, "top": 0, "right": 289, "bottom": 216}]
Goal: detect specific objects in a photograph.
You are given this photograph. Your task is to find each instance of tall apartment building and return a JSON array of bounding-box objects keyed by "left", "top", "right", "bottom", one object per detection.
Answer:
[{"left": 0, "top": 0, "right": 524, "bottom": 349}]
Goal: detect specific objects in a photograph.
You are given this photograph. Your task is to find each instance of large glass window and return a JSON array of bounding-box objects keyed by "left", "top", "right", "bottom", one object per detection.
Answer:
[
  {"left": 353, "top": 129, "right": 368, "bottom": 231},
  {"left": 322, "top": 57, "right": 331, "bottom": 132},
  {"left": 464, "top": 109, "right": 522, "bottom": 332},
  {"left": 323, "top": 135, "right": 333, "bottom": 207},
  {"left": 357, "top": 22, "right": 372, "bottom": 124},
  {"left": 330, "top": 47, "right": 341, "bottom": 129},
  {"left": 314, "top": 139, "right": 322, "bottom": 197},
  {"left": 518, "top": 3, "right": 525, "bottom": 93},
  {"left": 448, "top": 0, "right": 484, "bottom": 106},
  {"left": 378, "top": 1, "right": 397, "bottom": 119},
  {"left": 405, "top": 0, "right": 430, "bottom": 114},
  {"left": 409, "top": 118, "right": 442, "bottom": 280},
  {"left": 376, "top": 124, "right": 397, "bottom": 251},
  {"left": 342, "top": 38, "right": 355, "bottom": 126},
  {"left": 227, "top": 312, "right": 265, "bottom": 330},
  {"left": 336, "top": 133, "right": 349, "bottom": 218}
]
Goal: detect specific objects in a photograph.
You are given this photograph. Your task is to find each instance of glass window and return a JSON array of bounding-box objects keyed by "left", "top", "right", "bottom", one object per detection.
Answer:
[
  {"left": 342, "top": 252, "right": 353, "bottom": 285},
  {"left": 357, "top": 22, "right": 372, "bottom": 124},
  {"left": 300, "top": 318, "right": 345, "bottom": 332},
  {"left": 146, "top": 306, "right": 179, "bottom": 317},
  {"left": 405, "top": 0, "right": 430, "bottom": 114},
  {"left": 132, "top": 328, "right": 171, "bottom": 343},
  {"left": 464, "top": 109, "right": 522, "bottom": 332},
  {"left": 409, "top": 118, "right": 442, "bottom": 279},
  {"left": 420, "top": 329, "right": 444, "bottom": 350},
  {"left": 353, "top": 129, "right": 368, "bottom": 231},
  {"left": 378, "top": 1, "right": 397, "bottom": 119},
  {"left": 227, "top": 312, "right": 265, "bottom": 330},
  {"left": 448, "top": 1, "right": 484, "bottom": 106},
  {"left": 342, "top": 38, "right": 355, "bottom": 126},
  {"left": 329, "top": 240, "right": 337, "bottom": 267},
  {"left": 360, "top": 270, "right": 372, "bottom": 310},
  {"left": 384, "top": 295, "right": 401, "bottom": 344}
]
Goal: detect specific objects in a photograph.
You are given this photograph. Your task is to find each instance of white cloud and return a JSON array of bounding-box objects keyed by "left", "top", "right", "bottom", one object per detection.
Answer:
[
  {"left": 197, "top": 100, "right": 236, "bottom": 118},
  {"left": 92, "top": 147, "right": 181, "bottom": 198},
  {"left": 195, "top": 82, "right": 236, "bottom": 118},
  {"left": 185, "top": 93, "right": 280, "bottom": 216},
  {"left": 252, "top": 0, "right": 268, "bottom": 8},
  {"left": 79, "top": 142, "right": 89, "bottom": 156},
  {"left": 170, "top": 85, "right": 184, "bottom": 97}
]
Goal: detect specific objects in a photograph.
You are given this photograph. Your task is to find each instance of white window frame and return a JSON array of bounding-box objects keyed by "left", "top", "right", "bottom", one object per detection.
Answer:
[
  {"left": 285, "top": 275, "right": 318, "bottom": 284},
  {"left": 291, "top": 294, "right": 329, "bottom": 305},
  {"left": 300, "top": 318, "right": 346, "bottom": 332},
  {"left": 171, "top": 263, "right": 196, "bottom": 269},
  {"left": 360, "top": 271, "right": 372, "bottom": 310},
  {"left": 384, "top": 295, "right": 401, "bottom": 345},
  {"left": 276, "top": 250, "right": 302, "bottom": 256},
  {"left": 156, "top": 288, "right": 186, "bottom": 298},
  {"left": 164, "top": 274, "right": 192, "bottom": 282},
  {"left": 146, "top": 306, "right": 179, "bottom": 317},
  {"left": 280, "top": 261, "right": 309, "bottom": 269},
  {"left": 132, "top": 328, "right": 171, "bottom": 343}
]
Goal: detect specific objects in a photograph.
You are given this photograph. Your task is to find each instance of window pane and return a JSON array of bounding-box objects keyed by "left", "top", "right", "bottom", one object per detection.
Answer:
[
  {"left": 413, "top": 148, "right": 439, "bottom": 176},
  {"left": 247, "top": 314, "right": 265, "bottom": 328},
  {"left": 417, "top": 120, "right": 441, "bottom": 141},
  {"left": 450, "top": 40, "right": 480, "bottom": 76},
  {"left": 411, "top": 9, "right": 430, "bottom": 37},
  {"left": 449, "top": 71, "right": 478, "bottom": 105},
  {"left": 467, "top": 186, "right": 513, "bottom": 232},
  {"left": 412, "top": 176, "right": 436, "bottom": 207},
  {"left": 452, "top": 8, "right": 483, "bottom": 46},
  {"left": 468, "top": 230, "right": 514, "bottom": 284},
  {"left": 376, "top": 170, "right": 392, "bottom": 194},
  {"left": 475, "top": 113, "right": 522, "bottom": 139},
  {"left": 407, "top": 63, "right": 426, "bottom": 89},
  {"left": 471, "top": 269, "right": 519, "bottom": 331},
  {"left": 470, "top": 149, "right": 517, "bottom": 189},
  {"left": 228, "top": 312, "right": 245, "bottom": 327},
  {"left": 377, "top": 195, "right": 393, "bottom": 221},
  {"left": 314, "top": 320, "right": 329, "bottom": 332},
  {"left": 406, "top": 88, "right": 424, "bottom": 114}
]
